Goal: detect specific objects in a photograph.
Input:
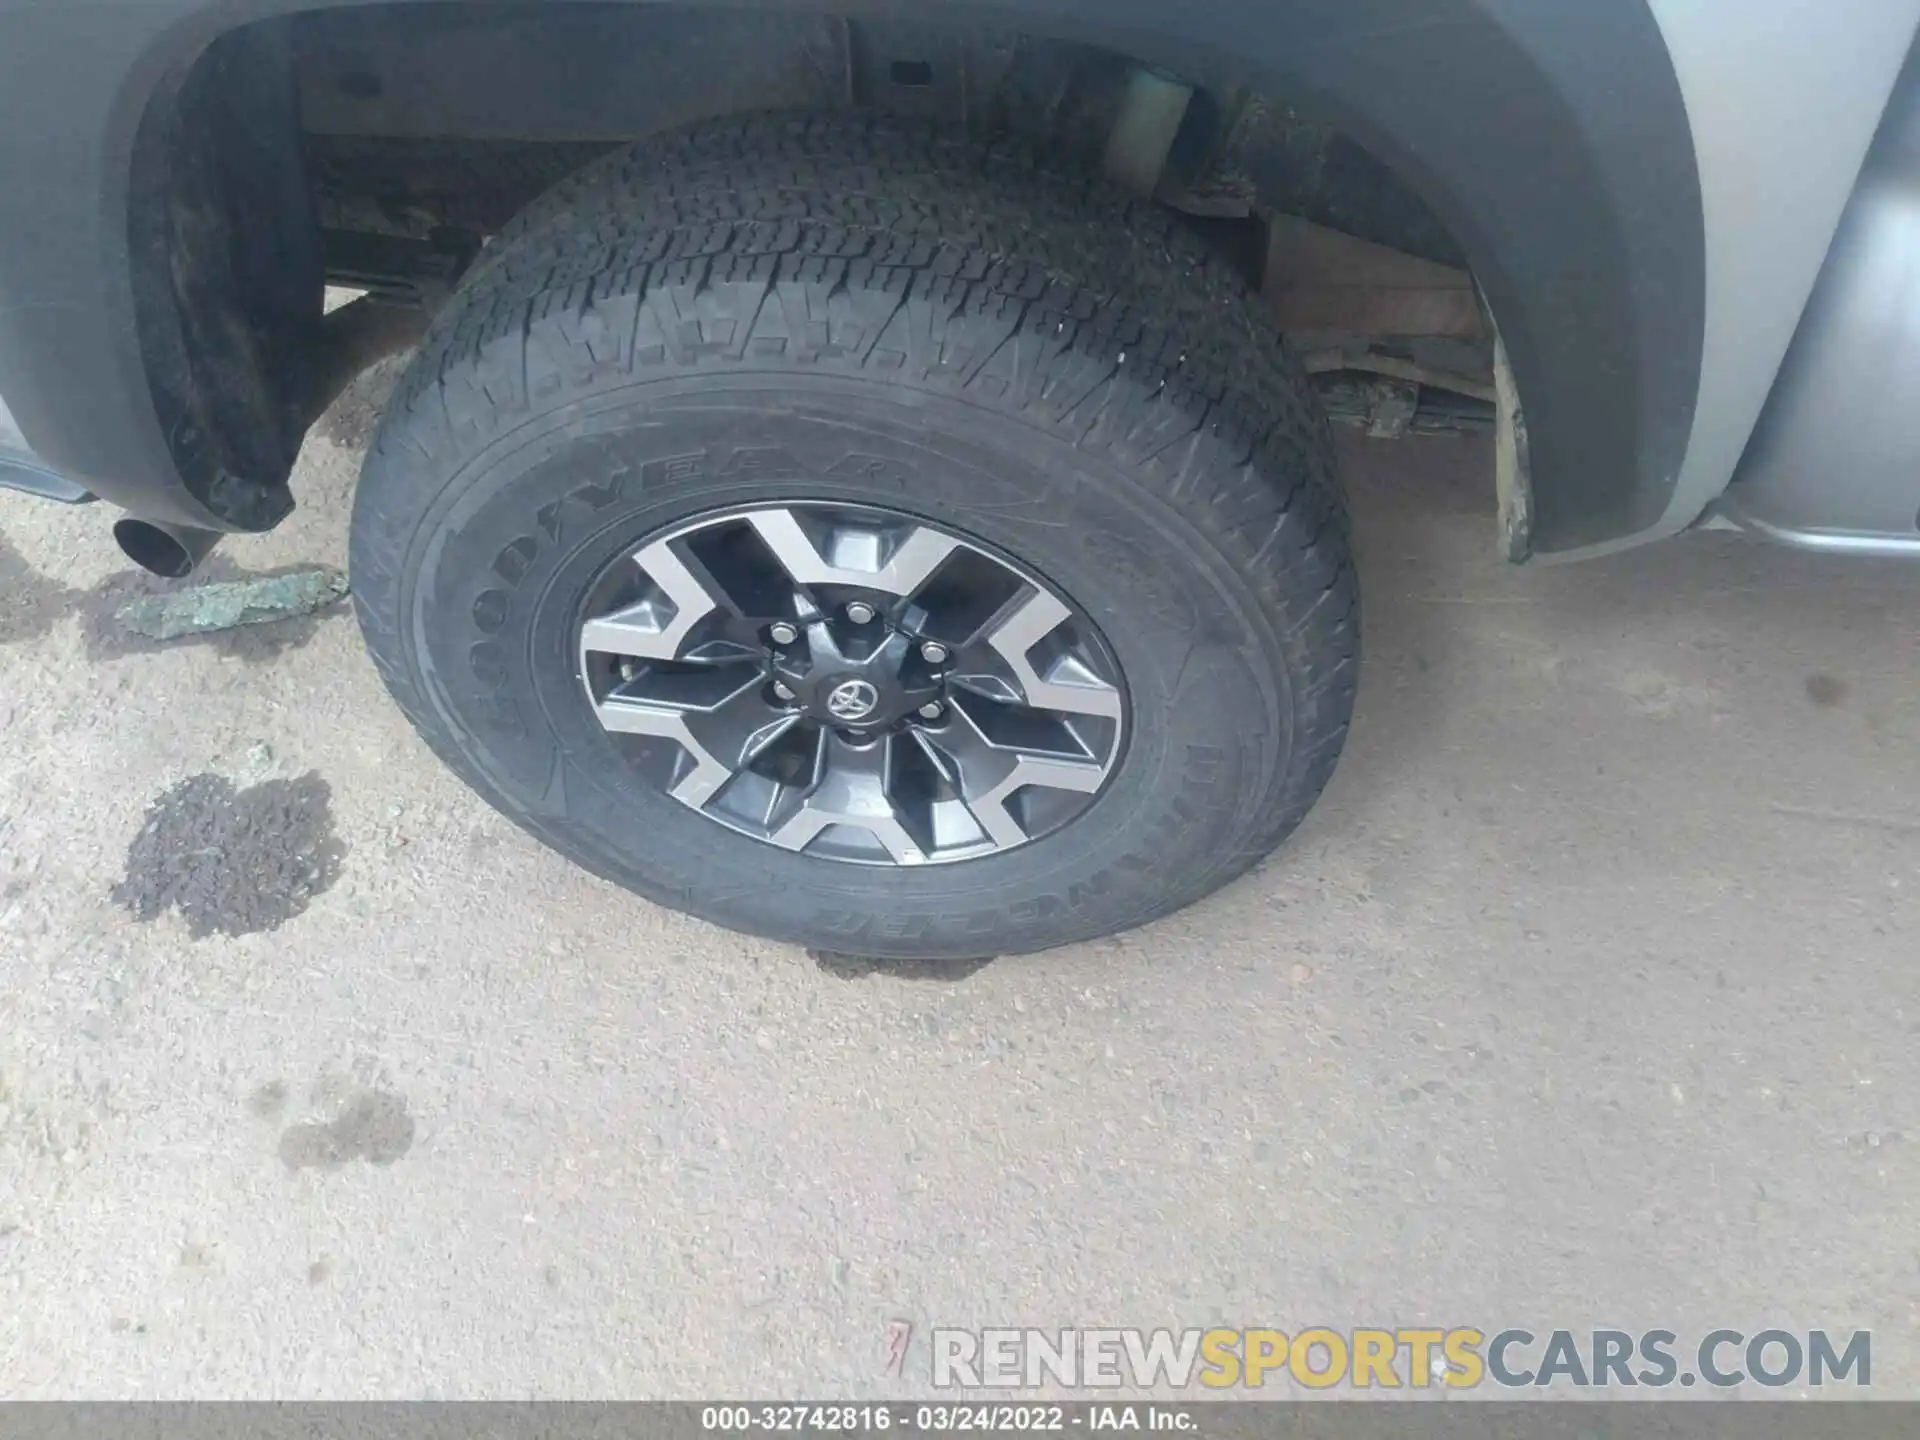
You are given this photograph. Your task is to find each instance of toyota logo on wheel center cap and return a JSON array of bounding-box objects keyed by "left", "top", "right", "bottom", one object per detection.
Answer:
[{"left": 825, "top": 678, "right": 881, "bottom": 721}]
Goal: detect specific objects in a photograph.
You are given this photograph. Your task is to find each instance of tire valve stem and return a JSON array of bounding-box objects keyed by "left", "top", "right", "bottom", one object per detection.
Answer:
[
  {"left": 773, "top": 680, "right": 796, "bottom": 701},
  {"left": 618, "top": 659, "right": 638, "bottom": 682}
]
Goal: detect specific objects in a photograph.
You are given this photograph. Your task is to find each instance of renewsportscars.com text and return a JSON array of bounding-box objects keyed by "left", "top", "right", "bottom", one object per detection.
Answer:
[{"left": 930, "top": 1327, "right": 1871, "bottom": 1390}]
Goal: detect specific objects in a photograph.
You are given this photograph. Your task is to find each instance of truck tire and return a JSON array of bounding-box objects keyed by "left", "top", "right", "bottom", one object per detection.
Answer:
[{"left": 349, "top": 113, "right": 1357, "bottom": 959}]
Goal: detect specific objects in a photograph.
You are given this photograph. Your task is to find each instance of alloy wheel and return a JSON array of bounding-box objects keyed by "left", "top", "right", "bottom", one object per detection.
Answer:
[{"left": 577, "top": 504, "right": 1126, "bottom": 866}]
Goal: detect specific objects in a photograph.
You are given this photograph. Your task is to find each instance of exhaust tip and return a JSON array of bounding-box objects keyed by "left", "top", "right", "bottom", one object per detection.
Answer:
[{"left": 113, "top": 519, "right": 221, "bottom": 579}]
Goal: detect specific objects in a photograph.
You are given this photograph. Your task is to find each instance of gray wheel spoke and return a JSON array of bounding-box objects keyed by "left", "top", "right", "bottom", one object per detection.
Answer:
[
  {"left": 745, "top": 508, "right": 960, "bottom": 598},
  {"left": 769, "top": 734, "right": 927, "bottom": 864},
  {"left": 595, "top": 669, "right": 765, "bottom": 809},
  {"left": 683, "top": 691, "right": 802, "bottom": 774},
  {"left": 983, "top": 590, "right": 1123, "bottom": 718},
  {"left": 579, "top": 537, "right": 724, "bottom": 663},
  {"left": 917, "top": 703, "right": 1105, "bottom": 849}
]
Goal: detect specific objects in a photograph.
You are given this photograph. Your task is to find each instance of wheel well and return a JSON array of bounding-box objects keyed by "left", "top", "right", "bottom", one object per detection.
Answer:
[
  {"left": 289, "top": 4, "right": 1461, "bottom": 261},
  {"left": 127, "top": 2, "right": 1475, "bottom": 531},
  {"left": 124, "top": 0, "right": 1702, "bottom": 556}
]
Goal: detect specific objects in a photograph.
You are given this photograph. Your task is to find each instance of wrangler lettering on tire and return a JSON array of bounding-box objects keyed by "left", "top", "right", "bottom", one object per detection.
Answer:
[{"left": 349, "top": 112, "right": 1358, "bottom": 958}]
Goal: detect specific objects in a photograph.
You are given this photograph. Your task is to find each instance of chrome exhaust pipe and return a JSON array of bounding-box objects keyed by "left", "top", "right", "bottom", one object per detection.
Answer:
[{"left": 113, "top": 518, "right": 223, "bottom": 578}]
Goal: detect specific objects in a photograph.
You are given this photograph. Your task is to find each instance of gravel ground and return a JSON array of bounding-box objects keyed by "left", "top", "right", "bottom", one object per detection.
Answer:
[{"left": 2, "top": 377, "right": 1918, "bottom": 1398}]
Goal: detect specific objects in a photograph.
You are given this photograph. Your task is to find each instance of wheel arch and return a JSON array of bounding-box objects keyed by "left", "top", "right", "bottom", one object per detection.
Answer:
[{"left": 0, "top": 0, "right": 1704, "bottom": 553}]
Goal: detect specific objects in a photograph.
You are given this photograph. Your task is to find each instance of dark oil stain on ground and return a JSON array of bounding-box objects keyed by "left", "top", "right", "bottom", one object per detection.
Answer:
[
  {"left": 111, "top": 772, "right": 346, "bottom": 938},
  {"left": 810, "top": 948, "right": 997, "bottom": 982},
  {"left": 0, "top": 533, "right": 344, "bottom": 663},
  {"left": 1805, "top": 673, "right": 1847, "bottom": 708},
  {"left": 247, "top": 1079, "right": 290, "bottom": 1121},
  {"left": 278, "top": 1090, "right": 415, "bottom": 1170}
]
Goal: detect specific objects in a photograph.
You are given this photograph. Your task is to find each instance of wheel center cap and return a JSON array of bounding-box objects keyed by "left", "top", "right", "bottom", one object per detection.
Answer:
[
  {"left": 825, "top": 678, "right": 880, "bottom": 721},
  {"left": 775, "top": 617, "right": 941, "bottom": 731}
]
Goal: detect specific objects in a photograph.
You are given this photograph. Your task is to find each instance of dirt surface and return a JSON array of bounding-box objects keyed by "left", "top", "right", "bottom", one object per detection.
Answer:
[{"left": 1, "top": 403, "right": 1918, "bottom": 1397}]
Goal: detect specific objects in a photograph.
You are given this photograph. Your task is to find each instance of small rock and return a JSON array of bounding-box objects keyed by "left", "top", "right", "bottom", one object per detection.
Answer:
[
  {"left": 755, "top": 1029, "right": 776, "bottom": 1052},
  {"left": 1291, "top": 963, "right": 1314, "bottom": 983}
]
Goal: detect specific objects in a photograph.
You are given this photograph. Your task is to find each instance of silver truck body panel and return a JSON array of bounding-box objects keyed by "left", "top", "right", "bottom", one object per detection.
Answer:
[
  {"left": 1565, "top": 0, "right": 1920, "bottom": 560},
  {"left": 1716, "top": 47, "right": 1920, "bottom": 556}
]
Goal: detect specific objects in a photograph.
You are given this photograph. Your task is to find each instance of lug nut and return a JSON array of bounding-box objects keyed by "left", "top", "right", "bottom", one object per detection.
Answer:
[
  {"left": 845, "top": 601, "right": 877, "bottom": 625},
  {"left": 920, "top": 640, "right": 950, "bottom": 664},
  {"left": 918, "top": 701, "right": 945, "bottom": 720},
  {"left": 768, "top": 621, "right": 799, "bottom": 646},
  {"left": 772, "top": 680, "right": 796, "bottom": 701}
]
